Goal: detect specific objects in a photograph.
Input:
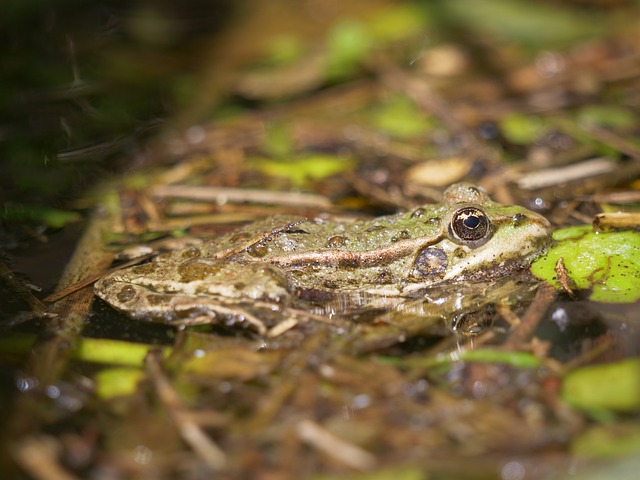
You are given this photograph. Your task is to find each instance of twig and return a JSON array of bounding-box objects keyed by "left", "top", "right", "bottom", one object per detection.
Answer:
[
  {"left": 0, "top": 260, "right": 47, "bottom": 315},
  {"left": 297, "top": 419, "right": 377, "bottom": 470},
  {"left": 43, "top": 253, "right": 155, "bottom": 304},
  {"left": 145, "top": 350, "right": 226, "bottom": 470},
  {"left": 152, "top": 185, "right": 333, "bottom": 209},
  {"left": 504, "top": 283, "right": 556, "bottom": 350},
  {"left": 13, "top": 435, "right": 80, "bottom": 480}
]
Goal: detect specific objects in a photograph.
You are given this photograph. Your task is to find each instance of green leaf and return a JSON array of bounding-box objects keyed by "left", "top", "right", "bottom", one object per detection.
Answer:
[
  {"left": 250, "top": 154, "right": 353, "bottom": 187},
  {"left": 312, "top": 465, "right": 425, "bottom": 480},
  {"left": 531, "top": 226, "right": 640, "bottom": 303},
  {"left": 265, "top": 34, "right": 305, "bottom": 66},
  {"left": 563, "top": 358, "right": 640, "bottom": 413},
  {"left": 458, "top": 349, "right": 541, "bottom": 368},
  {"left": 372, "top": 96, "right": 434, "bottom": 139},
  {"left": 438, "top": 0, "right": 604, "bottom": 47},
  {"left": 572, "top": 424, "right": 640, "bottom": 459},
  {"left": 499, "top": 114, "right": 546, "bottom": 145},
  {"left": 72, "top": 338, "right": 170, "bottom": 367},
  {"left": 94, "top": 368, "right": 144, "bottom": 400},
  {"left": 577, "top": 105, "right": 637, "bottom": 130},
  {"left": 368, "top": 5, "right": 428, "bottom": 43},
  {"left": 263, "top": 122, "right": 294, "bottom": 158},
  {"left": 401, "top": 348, "right": 540, "bottom": 369},
  {"left": 0, "top": 203, "right": 81, "bottom": 228},
  {"left": 325, "top": 20, "right": 373, "bottom": 80}
]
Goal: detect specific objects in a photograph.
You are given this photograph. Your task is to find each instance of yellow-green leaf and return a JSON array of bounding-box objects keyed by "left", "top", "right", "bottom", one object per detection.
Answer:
[
  {"left": 250, "top": 154, "right": 353, "bottom": 187},
  {"left": 572, "top": 424, "right": 640, "bottom": 458},
  {"left": 94, "top": 368, "right": 144, "bottom": 400},
  {"left": 531, "top": 226, "right": 640, "bottom": 303},
  {"left": 563, "top": 359, "right": 640, "bottom": 413}
]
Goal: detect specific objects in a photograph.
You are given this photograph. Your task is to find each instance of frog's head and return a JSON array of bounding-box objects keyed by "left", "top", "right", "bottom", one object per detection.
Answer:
[{"left": 413, "top": 183, "right": 552, "bottom": 284}]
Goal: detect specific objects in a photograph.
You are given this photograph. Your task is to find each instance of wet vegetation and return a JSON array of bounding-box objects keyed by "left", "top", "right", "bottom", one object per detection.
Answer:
[{"left": 2, "top": 0, "right": 640, "bottom": 478}]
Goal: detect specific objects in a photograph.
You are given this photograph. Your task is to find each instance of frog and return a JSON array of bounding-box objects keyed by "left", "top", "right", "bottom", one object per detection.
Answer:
[{"left": 94, "top": 183, "right": 552, "bottom": 330}]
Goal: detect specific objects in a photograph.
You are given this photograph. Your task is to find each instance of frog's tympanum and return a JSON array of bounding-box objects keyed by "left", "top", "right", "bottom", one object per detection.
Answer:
[{"left": 94, "top": 184, "right": 552, "bottom": 325}]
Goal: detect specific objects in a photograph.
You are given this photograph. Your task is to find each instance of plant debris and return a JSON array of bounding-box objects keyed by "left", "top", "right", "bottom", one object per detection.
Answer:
[{"left": 3, "top": 1, "right": 640, "bottom": 479}]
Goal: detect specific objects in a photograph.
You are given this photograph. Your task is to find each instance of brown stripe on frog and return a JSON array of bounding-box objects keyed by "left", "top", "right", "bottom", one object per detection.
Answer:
[{"left": 261, "top": 232, "right": 445, "bottom": 268}]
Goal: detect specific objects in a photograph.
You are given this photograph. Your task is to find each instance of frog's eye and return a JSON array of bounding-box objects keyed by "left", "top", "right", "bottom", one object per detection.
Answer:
[{"left": 448, "top": 207, "right": 492, "bottom": 247}]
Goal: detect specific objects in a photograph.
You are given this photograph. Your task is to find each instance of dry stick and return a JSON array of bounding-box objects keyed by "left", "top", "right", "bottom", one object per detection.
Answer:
[
  {"left": 0, "top": 260, "right": 47, "bottom": 315},
  {"left": 10, "top": 213, "right": 114, "bottom": 437},
  {"left": 43, "top": 253, "right": 155, "bottom": 304},
  {"left": 297, "top": 419, "right": 377, "bottom": 471},
  {"left": 587, "top": 126, "right": 640, "bottom": 160},
  {"left": 145, "top": 350, "right": 226, "bottom": 470},
  {"left": 245, "top": 332, "right": 329, "bottom": 432},
  {"left": 504, "top": 283, "right": 557, "bottom": 350},
  {"left": 560, "top": 335, "right": 615, "bottom": 373},
  {"left": 152, "top": 185, "right": 333, "bottom": 209},
  {"left": 13, "top": 435, "right": 81, "bottom": 480}
]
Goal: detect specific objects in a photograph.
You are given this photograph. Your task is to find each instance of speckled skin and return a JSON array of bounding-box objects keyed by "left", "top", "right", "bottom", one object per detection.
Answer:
[{"left": 94, "top": 184, "right": 552, "bottom": 323}]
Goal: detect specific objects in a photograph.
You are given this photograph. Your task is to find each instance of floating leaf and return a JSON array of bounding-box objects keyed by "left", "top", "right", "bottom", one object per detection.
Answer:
[
  {"left": 531, "top": 226, "right": 640, "bottom": 303},
  {"left": 372, "top": 96, "right": 433, "bottom": 139},
  {"left": 563, "top": 358, "right": 640, "bottom": 413},
  {"left": 312, "top": 465, "right": 424, "bottom": 480},
  {"left": 0, "top": 203, "right": 81, "bottom": 228},
  {"left": 250, "top": 154, "right": 353, "bottom": 187},
  {"left": 400, "top": 348, "right": 540, "bottom": 369},
  {"left": 263, "top": 122, "right": 294, "bottom": 158},
  {"left": 436, "top": 0, "right": 603, "bottom": 47},
  {"left": 572, "top": 424, "right": 640, "bottom": 458},
  {"left": 325, "top": 20, "right": 373, "bottom": 80},
  {"left": 73, "top": 338, "right": 169, "bottom": 367},
  {"left": 182, "top": 348, "right": 278, "bottom": 380},
  {"left": 577, "top": 105, "right": 636, "bottom": 130},
  {"left": 94, "top": 368, "right": 144, "bottom": 400},
  {"left": 457, "top": 349, "right": 541, "bottom": 368},
  {"left": 499, "top": 113, "right": 546, "bottom": 145},
  {"left": 368, "top": 5, "right": 428, "bottom": 42},
  {"left": 0, "top": 334, "right": 35, "bottom": 355},
  {"left": 265, "top": 34, "right": 305, "bottom": 66}
]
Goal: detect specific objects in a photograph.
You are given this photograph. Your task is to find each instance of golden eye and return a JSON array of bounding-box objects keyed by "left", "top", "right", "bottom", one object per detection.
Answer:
[{"left": 448, "top": 207, "right": 492, "bottom": 247}]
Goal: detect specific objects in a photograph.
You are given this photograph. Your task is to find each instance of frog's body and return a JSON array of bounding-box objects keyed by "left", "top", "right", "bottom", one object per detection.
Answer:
[{"left": 94, "top": 184, "right": 552, "bottom": 323}]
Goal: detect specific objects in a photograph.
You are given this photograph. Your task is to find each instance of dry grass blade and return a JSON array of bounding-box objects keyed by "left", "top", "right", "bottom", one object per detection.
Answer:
[
  {"left": 504, "top": 283, "right": 557, "bottom": 350},
  {"left": 43, "top": 253, "right": 155, "bottom": 304},
  {"left": 152, "top": 185, "right": 333, "bottom": 209},
  {"left": 593, "top": 212, "right": 640, "bottom": 232},
  {"left": 515, "top": 157, "right": 616, "bottom": 190},
  {"left": 145, "top": 350, "right": 226, "bottom": 471},
  {"left": 267, "top": 317, "right": 299, "bottom": 337},
  {"left": 0, "top": 260, "right": 47, "bottom": 316},
  {"left": 297, "top": 419, "right": 377, "bottom": 471},
  {"left": 13, "top": 435, "right": 80, "bottom": 480}
]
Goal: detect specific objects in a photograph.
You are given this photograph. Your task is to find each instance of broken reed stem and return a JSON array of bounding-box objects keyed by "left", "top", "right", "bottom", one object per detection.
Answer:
[
  {"left": 145, "top": 350, "right": 227, "bottom": 471},
  {"left": 504, "top": 283, "right": 557, "bottom": 350}
]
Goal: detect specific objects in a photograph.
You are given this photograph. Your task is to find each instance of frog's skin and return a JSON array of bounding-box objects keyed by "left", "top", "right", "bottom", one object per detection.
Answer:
[{"left": 94, "top": 184, "right": 552, "bottom": 324}]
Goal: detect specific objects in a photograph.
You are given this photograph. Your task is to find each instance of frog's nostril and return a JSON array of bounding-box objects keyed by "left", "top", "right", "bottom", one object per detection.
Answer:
[{"left": 512, "top": 213, "right": 526, "bottom": 226}]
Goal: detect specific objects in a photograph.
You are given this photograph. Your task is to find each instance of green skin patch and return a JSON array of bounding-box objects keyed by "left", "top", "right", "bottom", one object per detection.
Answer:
[{"left": 95, "top": 184, "right": 552, "bottom": 323}]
